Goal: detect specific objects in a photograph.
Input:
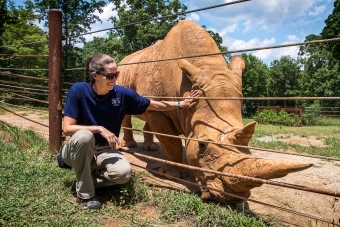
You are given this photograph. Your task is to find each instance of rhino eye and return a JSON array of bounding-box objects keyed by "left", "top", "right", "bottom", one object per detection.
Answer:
[{"left": 198, "top": 142, "right": 207, "bottom": 154}]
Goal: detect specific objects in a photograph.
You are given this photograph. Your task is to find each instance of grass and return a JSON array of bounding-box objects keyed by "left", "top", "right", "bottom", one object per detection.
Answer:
[
  {"left": 1, "top": 105, "right": 339, "bottom": 226},
  {"left": 128, "top": 116, "right": 340, "bottom": 158},
  {"left": 0, "top": 122, "right": 268, "bottom": 227},
  {"left": 245, "top": 118, "right": 340, "bottom": 158}
]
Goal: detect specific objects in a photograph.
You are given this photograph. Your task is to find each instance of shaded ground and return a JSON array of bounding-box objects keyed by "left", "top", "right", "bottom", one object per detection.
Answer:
[{"left": 0, "top": 111, "right": 339, "bottom": 226}]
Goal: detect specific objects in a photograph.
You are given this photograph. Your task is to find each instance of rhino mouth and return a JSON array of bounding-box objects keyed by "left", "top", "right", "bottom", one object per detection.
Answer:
[{"left": 202, "top": 179, "right": 251, "bottom": 204}]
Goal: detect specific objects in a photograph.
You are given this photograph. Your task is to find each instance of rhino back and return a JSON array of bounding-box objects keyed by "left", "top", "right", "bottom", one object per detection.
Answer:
[{"left": 117, "top": 20, "right": 227, "bottom": 98}]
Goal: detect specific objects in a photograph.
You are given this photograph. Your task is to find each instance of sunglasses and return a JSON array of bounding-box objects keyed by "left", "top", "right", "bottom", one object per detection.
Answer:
[{"left": 96, "top": 71, "right": 120, "bottom": 80}]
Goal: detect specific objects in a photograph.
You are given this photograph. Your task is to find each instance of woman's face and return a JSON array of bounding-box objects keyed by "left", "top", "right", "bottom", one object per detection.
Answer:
[{"left": 93, "top": 62, "right": 119, "bottom": 91}]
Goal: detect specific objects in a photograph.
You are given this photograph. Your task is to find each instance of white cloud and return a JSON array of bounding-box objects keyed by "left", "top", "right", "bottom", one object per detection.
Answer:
[
  {"left": 242, "top": 20, "right": 251, "bottom": 33},
  {"left": 83, "top": 3, "right": 117, "bottom": 42},
  {"left": 187, "top": 12, "right": 200, "bottom": 21},
  {"left": 308, "top": 5, "right": 326, "bottom": 16},
  {"left": 188, "top": 0, "right": 317, "bottom": 32},
  {"left": 225, "top": 37, "right": 276, "bottom": 52},
  {"left": 216, "top": 23, "right": 238, "bottom": 36},
  {"left": 287, "top": 35, "right": 299, "bottom": 41},
  {"left": 182, "top": 0, "right": 328, "bottom": 64},
  {"left": 222, "top": 35, "right": 301, "bottom": 63}
]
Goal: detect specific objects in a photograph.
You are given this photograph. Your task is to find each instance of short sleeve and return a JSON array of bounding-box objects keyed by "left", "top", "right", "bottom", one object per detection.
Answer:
[
  {"left": 124, "top": 88, "right": 150, "bottom": 115},
  {"left": 64, "top": 85, "right": 80, "bottom": 120}
]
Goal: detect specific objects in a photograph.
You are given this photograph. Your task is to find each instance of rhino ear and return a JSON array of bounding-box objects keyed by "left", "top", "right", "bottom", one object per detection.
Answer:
[
  {"left": 231, "top": 121, "right": 256, "bottom": 146},
  {"left": 229, "top": 55, "right": 245, "bottom": 76},
  {"left": 177, "top": 58, "right": 201, "bottom": 83}
]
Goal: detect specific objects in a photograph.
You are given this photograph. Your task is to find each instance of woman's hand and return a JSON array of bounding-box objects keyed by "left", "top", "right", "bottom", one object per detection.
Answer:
[
  {"left": 179, "top": 89, "right": 200, "bottom": 109},
  {"left": 99, "top": 126, "right": 120, "bottom": 149}
]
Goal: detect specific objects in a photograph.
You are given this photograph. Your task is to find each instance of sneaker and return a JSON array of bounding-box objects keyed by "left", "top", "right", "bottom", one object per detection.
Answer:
[{"left": 77, "top": 196, "right": 102, "bottom": 209}]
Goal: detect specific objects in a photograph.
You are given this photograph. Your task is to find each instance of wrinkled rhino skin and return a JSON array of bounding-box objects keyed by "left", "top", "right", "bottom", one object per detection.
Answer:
[{"left": 117, "top": 20, "right": 312, "bottom": 203}]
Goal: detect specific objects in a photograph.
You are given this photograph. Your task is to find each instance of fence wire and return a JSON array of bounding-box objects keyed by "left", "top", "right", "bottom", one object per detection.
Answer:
[
  {"left": 0, "top": 40, "right": 48, "bottom": 49},
  {"left": 63, "top": 37, "right": 340, "bottom": 71},
  {"left": 66, "top": 0, "right": 251, "bottom": 39}
]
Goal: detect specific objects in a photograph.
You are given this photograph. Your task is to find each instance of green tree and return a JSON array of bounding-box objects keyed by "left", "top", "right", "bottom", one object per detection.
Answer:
[
  {"left": 320, "top": 0, "right": 340, "bottom": 65},
  {"left": 0, "top": 5, "right": 48, "bottom": 106},
  {"left": 298, "top": 35, "right": 340, "bottom": 107},
  {"left": 0, "top": 4, "right": 48, "bottom": 75},
  {"left": 0, "top": 0, "right": 9, "bottom": 43},
  {"left": 298, "top": 34, "right": 331, "bottom": 73},
  {"left": 0, "top": 0, "right": 18, "bottom": 46},
  {"left": 269, "top": 56, "right": 301, "bottom": 107},
  {"left": 110, "top": 0, "right": 187, "bottom": 56},
  {"left": 241, "top": 53, "right": 270, "bottom": 116},
  {"left": 25, "top": 0, "right": 107, "bottom": 82}
]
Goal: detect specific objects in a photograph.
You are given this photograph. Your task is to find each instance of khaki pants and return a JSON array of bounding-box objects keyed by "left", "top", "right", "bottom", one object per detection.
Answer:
[{"left": 61, "top": 129, "right": 132, "bottom": 199}]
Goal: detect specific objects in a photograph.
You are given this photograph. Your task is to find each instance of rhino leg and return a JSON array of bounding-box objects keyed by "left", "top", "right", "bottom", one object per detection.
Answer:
[
  {"left": 147, "top": 112, "right": 187, "bottom": 178},
  {"left": 142, "top": 122, "right": 158, "bottom": 151},
  {"left": 121, "top": 115, "right": 137, "bottom": 148}
]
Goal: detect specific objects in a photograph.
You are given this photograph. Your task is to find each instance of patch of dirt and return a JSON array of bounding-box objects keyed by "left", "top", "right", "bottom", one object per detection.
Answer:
[
  {"left": 0, "top": 111, "right": 339, "bottom": 227},
  {"left": 0, "top": 111, "right": 49, "bottom": 139},
  {"left": 258, "top": 134, "right": 329, "bottom": 147}
]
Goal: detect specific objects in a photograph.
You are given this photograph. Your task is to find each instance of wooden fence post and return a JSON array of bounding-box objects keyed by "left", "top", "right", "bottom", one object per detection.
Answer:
[{"left": 48, "top": 9, "right": 63, "bottom": 153}]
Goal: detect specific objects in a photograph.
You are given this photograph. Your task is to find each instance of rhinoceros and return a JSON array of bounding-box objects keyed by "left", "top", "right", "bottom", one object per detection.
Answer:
[{"left": 116, "top": 19, "right": 312, "bottom": 203}]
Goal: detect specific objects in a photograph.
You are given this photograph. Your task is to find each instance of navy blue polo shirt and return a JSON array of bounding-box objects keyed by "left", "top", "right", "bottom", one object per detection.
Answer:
[{"left": 64, "top": 82, "right": 150, "bottom": 144}]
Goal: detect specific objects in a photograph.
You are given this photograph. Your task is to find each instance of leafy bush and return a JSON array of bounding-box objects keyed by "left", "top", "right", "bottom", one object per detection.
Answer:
[
  {"left": 302, "top": 102, "right": 322, "bottom": 126},
  {"left": 254, "top": 109, "right": 302, "bottom": 126}
]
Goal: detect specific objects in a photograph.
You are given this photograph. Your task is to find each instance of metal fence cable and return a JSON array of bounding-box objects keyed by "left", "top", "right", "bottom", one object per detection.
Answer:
[
  {"left": 0, "top": 40, "right": 48, "bottom": 48},
  {"left": 63, "top": 37, "right": 340, "bottom": 71},
  {"left": 0, "top": 67, "right": 49, "bottom": 71},
  {"left": 0, "top": 101, "right": 48, "bottom": 112},
  {"left": 130, "top": 162, "right": 336, "bottom": 225},
  {"left": 66, "top": 0, "right": 251, "bottom": 39},
  {"left": 0, "top": 72, "right": 48, "bottom": 81},
  {"left": 0, "top": 80, "right": 59, "bottom": 91},
  {"left": 0, "top": 54, "right": 48, "bottom": 58},
  {"left": 122, "top": 148, "right": 339, "bottom": 197},
  {"left": 0, "top": 105, "right": 48, "bottom": 128},
  {"left": 143, "top": 96, "right": 340, "bottom": 100},
  {"left": 58, "top": 88, "right": 340, "bottom": 101},
  {"left": 122, "top": 127, "right": 340, "bottom": 162},
  {"left": 0, "top": 88, "right": 48, "bottom": 96},
  {"left": 0, "top": 88, "right": 48, "bottom": 104},
  {"left": 1, "top": 97, "right": 35, "bottom": 101},
  {"left": 115, "top": 37, "right": 340, "bottom": 66},
  {"left": 0, "top": 83, "right": 48, "bottom": 92}
]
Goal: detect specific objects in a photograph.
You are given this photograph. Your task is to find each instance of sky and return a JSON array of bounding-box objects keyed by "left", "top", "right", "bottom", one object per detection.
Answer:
[
  {"left": 182, "top": 0, "right": 334, "bottom": 65},
  {"left": 14, "top": 0, "right": 335, "bottom": 65}
]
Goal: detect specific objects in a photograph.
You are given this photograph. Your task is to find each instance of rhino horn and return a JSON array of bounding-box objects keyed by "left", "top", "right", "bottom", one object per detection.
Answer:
[
  {"left": 252, "top": 158, "right": 313, "bottom": 179},
  {"left": 220, "top": 153, "right": 313, "bottom": 191},
  {"left": 229, "top": 121, "right": 256, "bottom": 146}
]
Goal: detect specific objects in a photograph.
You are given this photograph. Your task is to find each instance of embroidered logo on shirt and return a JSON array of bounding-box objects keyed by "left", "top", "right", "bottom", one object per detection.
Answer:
[{"left": 111, "top": 98, "right": 120, "bottom": 106}]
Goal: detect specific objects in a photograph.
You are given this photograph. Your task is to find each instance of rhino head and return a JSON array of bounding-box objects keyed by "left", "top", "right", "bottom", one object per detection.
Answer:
[{"left": 178, "top": 55, "right": 312, "bottom": 203}]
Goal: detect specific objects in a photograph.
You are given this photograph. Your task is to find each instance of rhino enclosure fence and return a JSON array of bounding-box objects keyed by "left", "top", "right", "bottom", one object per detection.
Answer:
[{"left": 1, "top": 3, "right": 340, "bottom": 226}]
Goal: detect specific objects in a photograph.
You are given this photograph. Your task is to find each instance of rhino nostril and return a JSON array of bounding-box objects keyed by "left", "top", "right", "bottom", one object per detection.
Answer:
[{"left": 198, "top": 142, "right": 207, "bottom": 154}]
